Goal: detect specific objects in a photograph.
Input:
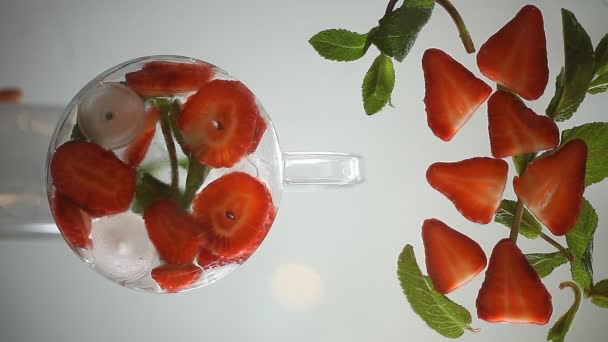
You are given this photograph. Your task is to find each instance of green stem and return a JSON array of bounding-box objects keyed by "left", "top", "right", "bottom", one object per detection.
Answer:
[
  {"left": 589, "top": 290, "right": 608, "bottom": 301},
  {"left": 435, "top": 0, "right": 475, "bottom": 53},
  {"left": 559, "top": 281, "right": 582, "bottom": 309},
  {"left": 540, "top": 232, "right": 575, "bottom": 263},
  {"left": 509, "top": 199, "right": 524, "bottom": 243},
  {"left": 158, "top": 104, "right": 180, "bottom": 199},
  {"left": 385, "top": 0, "right": 398, "bottom": 15}
]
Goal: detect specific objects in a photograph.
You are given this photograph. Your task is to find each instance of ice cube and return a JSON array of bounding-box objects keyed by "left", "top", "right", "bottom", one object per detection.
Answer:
[{"left": 91, "top": 212, "right": 157, "bottom": 283}]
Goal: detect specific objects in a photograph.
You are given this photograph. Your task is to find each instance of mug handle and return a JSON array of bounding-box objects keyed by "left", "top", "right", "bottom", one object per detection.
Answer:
[{"left": 282, "top": 152, "right": 364, "bottom": 191}]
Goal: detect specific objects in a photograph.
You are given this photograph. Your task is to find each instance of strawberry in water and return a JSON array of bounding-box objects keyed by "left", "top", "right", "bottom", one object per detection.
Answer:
[
  {"left": 144, "top": 199, "right": 204, "bottom": 264},
  {"left": 125, "top": 61, "right": 214, "bottom": 97},
  {"left": 422, "top": 48, "right": 492, "bottom": 141},
  {"left": 513, "top": 139, "right": 587, "bottom": 236},
  {"left": 151, "top": 263, "right": 202, "bottom": 293},
  {"left": 477, "top": 5, "right": 548, "bottom": 100},
  {"left": 122, "top": 107, "right": 159, "bottom": 167},
  {"left": 51, "top": 193, "right": 92, "bottom": 249},
  {"left": 177, "top": 80, "right": 260, "bottom": 168},
  {"left": 426, "top": 157, "right": 508, "bottom": 224},
  {"left": 477, "top": 239, "right": 553, "bottom": 324},
  {"left": 193, "top": 172, "right": 274, "bottom": 258},
  {"left": 422, "top": 218, "right": 487, "bottom": 294},
  {"left": 50, "top": 141, "right": 136, "bottom": 217},
  {"left": 487, "top": 90, "right": 559, "bottom": 158}
]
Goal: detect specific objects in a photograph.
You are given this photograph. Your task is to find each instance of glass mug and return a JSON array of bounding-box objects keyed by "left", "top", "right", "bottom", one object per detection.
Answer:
[{"left": 0, "top": 56, "right": 363, "bottom": 293}]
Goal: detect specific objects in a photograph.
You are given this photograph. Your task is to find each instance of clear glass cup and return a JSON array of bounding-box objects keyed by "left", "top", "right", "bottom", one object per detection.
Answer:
[{"left": 0, "top": 55, "right": 363, "bottom": 293}]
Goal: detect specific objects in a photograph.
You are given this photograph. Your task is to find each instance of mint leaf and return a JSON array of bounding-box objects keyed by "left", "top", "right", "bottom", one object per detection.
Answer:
[
  {"left": 309, "top": 28, "right": 376, "bottom": 62},
  {"left": 565, "top": 198, "right": 598, "bottom": 257},
  {"left": 181, "top": 155, "right": 211, "bottom": 209},
  {"left": 588, "top": 73, "right": 608, "bottom": 94},
  {"left": 71, "top": 122, "right": 87, "bottom": 141},
  {"left": 494, "top": 199, "right": 542, "bottom": 239},
  {"left": 132, "top": 172, "right": 174, "bottom": 214},
  {"left": 593, "top": 34, "right": 608, "bottom": 76},
  {"left": 571, "top": 245, "right": 593, "bottom": 290},
  {"left": 591, "top": 279, "right": 608, "bottom": 308},
  {"left": 547, "top": 282, "right": 582, "bottom": 342},
  {"left": 372, "top": 0, "right": 435, "bottom": 62},
  {"left": 512, "top": 153, "right": 536, "bottom": 175},
  {"left": 546, "top": 9, "right": 594, "bottom": 122},
  {"left": 561, "top": 122, "right": 608, "bottom": 186},
  {"left": 397, "top": 245, "right": 472, "bottom": 338},
  {"left": 362, "top": 53, "right": 395, "bottom": 115},
  {"left": 525, "top": 252, "right": 568, "bottom": 278}
]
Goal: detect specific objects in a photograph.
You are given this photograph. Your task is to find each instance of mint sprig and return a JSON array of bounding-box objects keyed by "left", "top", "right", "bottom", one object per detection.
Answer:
[
  {"left": 547, "top": 282, "right": 582, "bottom": 342},
  {"left": 590, "top": 280, "right": 608, "bottom": 308},
  {"left": 362, "top": 54, "right": 395, "bottom": 115},
  {"left": 309, "top": 29, "right": 377, "bottom": 62},
  {"left": 494, "top": 199, "right": 542, "bottom": 239}
]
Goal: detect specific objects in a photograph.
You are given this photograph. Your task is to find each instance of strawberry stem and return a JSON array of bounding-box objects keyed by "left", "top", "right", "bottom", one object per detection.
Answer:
[
  {"left": 540, "top": 232, "right": 575, "bottom": 263},
  {"left": 157, "top": 100, "right": 180, "bottom": 199},
  {"left": 435, "top": 0, "right": 475, "bottom": 53}
]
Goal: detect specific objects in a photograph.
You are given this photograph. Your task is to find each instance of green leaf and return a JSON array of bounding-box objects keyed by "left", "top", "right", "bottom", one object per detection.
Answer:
[
  {"left": 372, "top": 0, "right": 435, "bottom": 62},
  {"left": 588, "top": 73, "right": 608, "bottom": 94},
  {"left": 526, "top": 252, "right": 568, "bottom": 278},
  {"left": 181, "top": 155, "right": 211, "bottom": 209},
  {"left": 494, "top": 199, "right": 542, "bottom": 239},
  {"left": 362, "top": 53, "right": 395, "bottom": 115},
  {"left": 512, "top": 153, "right": 536, "bottom": 175},
  {"left": 397, "top": 244, "right": 472, "bottom": 339},
  {"left": 591, "top": 279, "right": 608, "bottom": 308},
  {"left": 546, "top": 9, "right": 594, "bottom": 122},
  {"left": 593, "top": 34, "right": 608, "bottom": 76},
  {"left": 132, "top": 172, "right": 174, "bottom": 214},
  {"left": 570, "top": 245, "right": 593, "bottom": 290},
  {"left": 561, "top": 122, "right": 608, "bottom": 186},
  {"left": 565, "top": 198, "right": 598, "bottom": 257},
  {"left": 309, "top": 28, "right": 376, "bottom": 62},
  {"left": 70, "top": 122, "right": 87, "bottom": 141},
  {"left": 547, "top": 282, "right": 582, "bottom": 342}
]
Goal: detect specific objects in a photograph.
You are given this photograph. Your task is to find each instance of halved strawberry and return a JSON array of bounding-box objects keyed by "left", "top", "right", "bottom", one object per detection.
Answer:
[
  {"left": 192, "top": 172, "right": 274, "bottom": 258},
  {"left": 50, "top": 141, "right": 136, "bottom": 217},
  {"left": 51, "top": 192, "right": 92, "bottom": 249},
  {"left": 477, "top": 239, "right": 553, "bottom": 324},
  {"left": 144, "top": 199, "right": 204, "bottom": 264},
  {"left": 177, "top": 80, "right": 259, "bottom": 168},
  {"left": 488, "top": 90, "right": 559, "bottom": 158},
  {"left": 422, "top": 218, "right": 487, "bottom": 294},
  {"left": 151, "top": 263, "right": 202, "bottom": 293},
  {"left": 125, "top": 61, "right": 214, "bottom": 97},
  {"left": 426, "top": 157, "right": 508, "bottom": 224},
  {"left": 423, "top": 48, "right": 492, "bottom": 141},
  {"left": 0, "top": 87, "right": 22, "bottom": 103},
  {"left": 513, "top": 139, "right": 587, "bottom": 236},
  {"left": 122, "top": 107, "right": 159, "bottom": 167},
  {"left": 477, "top": 5, "right": 548, "bottom": 100}
]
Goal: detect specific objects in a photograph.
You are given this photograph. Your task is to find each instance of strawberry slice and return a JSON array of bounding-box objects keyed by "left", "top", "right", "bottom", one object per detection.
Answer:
[
  {"left": 192, "top": 172, "right": 274, "bottom": 258},
  {"left": 122, "top": 107, "right": 159, "bottom": 167},
  {"left": 488, "top": 90, "right": 559, "bottom": 158},
  {"left": 477, "top": 239, "right": 553, "bottom": 324},
  {"left": 422, "top": 48, "right": 492, "bottom": 141},
  {"left": 0, "top": 87, "right": 22, "bottom": 103},
  {"left": 151, "top": 263, "right": 202, "bottom": 293},
  {"left": 477, "top": 5, "right": 548, "bottom": 100},
  {"left": 513, "top": 139, "right": 587, "bottom": 236},
  {"left": 248, "top": 115, "right": 267, "bottom": 154},
  {"left": 51, "top": 192, "right": 92, "bottom": 249},
  {"left": 125, "top": 61, "right": 214, "bottom": 97},
  {"left": 426, "top": 157, "right": 508, "bottom": 224},
  {"left": 422, "top": 218, "right": 487, "bottom": 294},
  {"left": 144, "top": 199, "right": 204, "bottom": 264},
  {"left": 50, "top": 141, "right": 136, "bottom": 217},
  {"left": 177, "top": 80, "right": 259, "bottom": 168},
  {"left": 196, "top": 248, "right": 231, "bottom": 269}
]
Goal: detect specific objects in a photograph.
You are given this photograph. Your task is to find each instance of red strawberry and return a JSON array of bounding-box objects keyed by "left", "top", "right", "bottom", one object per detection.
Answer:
[
  {"left": 177, "top": 80, "right": 259, "bottom": 168},
  {"left": 477, "top": 239, "right": 553, "bottom": 324},
  {"left": 144, "top": 199, "right": 204, "bottom": 264},
  {"left": 193, "top": 172, "right": 274, "bottom": 258},
  {"left": 196, "top": 248, "right": 231, "bottom": 269},
  {"left": 477, "top": 5, "right": 548, "bottom": 100},
  {"left": 426, "top": 157, "right": 508, "bottom": 224},
  {"left": 488, "top": 91, "right": 559, "bottom": 158},
  {"left": 0, "top": 87, "right": 22, "bottom": 103},
  {"left": 125, "top": 61, "right": 214, "bottom": 97},
  {"left": 51, "top": 192, "right": 92, "bottom": 249},
  {"left": 50, "top": 141, "right": 136, "bottom": 217},
  {"left": 123, "top": 107, "right": 159, "bottom": 167},
  {"left": 151, "top": 263, "right": 202, "bottom": 293},
  {"left": 422, "top": 218, "right": 487, "bottom": 294},
  {"left": 423, "top": 48, "right": 492, "bottom": 141},
  {"left": 248, "top": 115, "right": 267, "bottom": 154},
  {"left": 513, "top": 139, "right": 587, "bottom": 236}
]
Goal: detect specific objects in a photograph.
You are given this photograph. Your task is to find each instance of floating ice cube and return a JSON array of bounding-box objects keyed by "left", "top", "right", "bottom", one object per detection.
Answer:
[{"left": 91, "top": 212, "right": 157, "bottom": 283}]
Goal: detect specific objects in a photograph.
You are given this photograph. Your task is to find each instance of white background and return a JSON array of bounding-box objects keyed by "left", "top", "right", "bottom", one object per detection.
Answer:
[{"left": 0, "top": 0, "right": 607, "bottom": 341}]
